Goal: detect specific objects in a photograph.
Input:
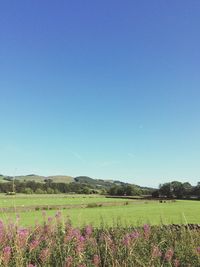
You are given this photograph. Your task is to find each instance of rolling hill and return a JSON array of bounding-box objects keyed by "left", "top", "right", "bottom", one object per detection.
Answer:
[
  {"left": 0, "top": 174, "right": 155, "bottom": 191},
  {"left": 0, "top": 174, "right": 74, "bottom": 184}
]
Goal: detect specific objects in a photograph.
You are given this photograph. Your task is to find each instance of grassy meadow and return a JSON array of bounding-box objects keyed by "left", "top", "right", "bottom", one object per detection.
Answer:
[
  {"left": 0, "top": 194, "right": 200, "bottom": 266},
  {"left": 0, "top": 194, "right": 199, "bottom": 227},
  {"left": 0, "top": 194, "right": 132, "bottom": 207}
]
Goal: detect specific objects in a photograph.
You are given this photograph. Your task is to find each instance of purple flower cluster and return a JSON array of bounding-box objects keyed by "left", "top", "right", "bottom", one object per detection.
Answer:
[
  {"left": 123, "top": 230, "right": 140, "bottom": 246},
  {"left": 164, "top": 248, "right": 174, "bottom": 261},
  {"left": 143, "top": 224, "right": 151, "bottom": 239},
  {"left": 2, "top": 246, "right": 11, "bottom": 265},
  {"left": 0, "top": 214, "right": 199, "bottom": 266},
  {"left": 17, "top": 228, "right": 29, "bottom": 248},
  {"left": 151, "top": 245, "right": 162, "bottom": 258}
]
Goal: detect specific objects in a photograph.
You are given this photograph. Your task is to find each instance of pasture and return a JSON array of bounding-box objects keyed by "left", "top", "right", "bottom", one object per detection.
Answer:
[
  {"left": 0, "top": 194, "right": 132, "bottom": 207},
  {"left": 0, "top": 194, "right": 199, "bottom": 227},
  {"left": 0, "top": 194, "right": 200, "bottom": 266}
]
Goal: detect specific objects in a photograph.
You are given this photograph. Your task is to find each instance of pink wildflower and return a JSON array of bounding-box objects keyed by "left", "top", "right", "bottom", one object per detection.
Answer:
[
  {"left": 152, "top": 245, "right": 162, "bottom": 258},
  {"left": 196, "top": 247, "right": 200, "bottom": 254},
  {"left": 18, "top": 228, "right": 29, "bottom": 237},
  {"left": 143, "top": 224, "right": 151, "bottom": 238},
  {"left": 104, "top": 235, "right": 116, "bottom": 252},
  {"left": 76, "top": 241, "right": 85, "bottom": 254},
  {"left": 0, "top": 220, "right": 5, "bottom": 243},
  {"left": 85, "top": 225, "right": 93, "bottom": 236},
  {"left": 165, "top": 248, "right": 174, "bottom": 262},
  {"left": 65, "top": 256, "right": 73, "bottom": 267},
  {"left": 64, "top": 227, "right": 74, "bottom": 242},
  {"left": 130, "top": 231, "right": 140, "bottom": 239},
  {"left": 17, "top": 228, "right": 29, "bottom": 248},
  {"left": 174, "top": 259, "right": 180, "bottom": 267},
  {"left": 93, "top": 254, "right": 100, "bottom": 266},
  {"left": 75, "top": 234, "right": 86, "bottom": 253},
  {"left": 72, "top": 228, "right": 81, "bottom": 238},
  {"left": 123, "top": 231, "right": 140, "bottom": 247},
  {"left": 123, "top": 234, "right": 131, "bottom": 246},
  {"left": 2, "top": 246, "right": 11, "bottom": 265},
  {"left": 79, "top": 235, "right": 85, "bottom": 242},
  {"left": 48, "top": 217, "right": 53, "bottom": 223},
  {"left": 55, "top": 211, "right": 62, "bottom": 219},
  {"left": 40, "top": 248, "right": 50, "bottom": 263},
  {"left": 29, "top": 240, "right": 40, "bottom": 251},
  {"left": 27, "top": 264, "right": 37, "bottom": 267},
  {"left": 44, "top": 224, "right": 52, "bottom": 235}
]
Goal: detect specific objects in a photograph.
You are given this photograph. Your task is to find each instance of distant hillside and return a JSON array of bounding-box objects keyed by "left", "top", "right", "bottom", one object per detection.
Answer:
[
  {"left": 15, "top": 175, "right": 45, "bottom": 183},
  {"left": 74, "top": 176, "right": 116, "bottom": 188},
  {"left": 47, "top": 175, "right": 74, "bottom": 183},
  {"left": 1, "top": 174, "right": 74, "bottom": 184},
  {"left": 73, "top": 176, "right": 154, "bottom": 191},
  {"left": 0, "top": 175, "right": 9, "bottom": 183},
  {"left": 0, "top": 174, "right": 155, "bottom": 191}
]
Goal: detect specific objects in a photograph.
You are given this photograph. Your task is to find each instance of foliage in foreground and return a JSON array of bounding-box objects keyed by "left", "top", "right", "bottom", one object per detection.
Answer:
[{"left": 0, "top": 213, "right": 200, "bottom": 267}]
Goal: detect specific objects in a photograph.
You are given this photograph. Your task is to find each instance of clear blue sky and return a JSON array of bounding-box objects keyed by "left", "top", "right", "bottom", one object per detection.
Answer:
[{"left": 0, "top": 1, "right": 200, "bottom": 187}]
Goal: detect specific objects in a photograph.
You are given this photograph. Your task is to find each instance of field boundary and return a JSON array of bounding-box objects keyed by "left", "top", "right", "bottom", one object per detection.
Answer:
[{"left": 0, "top": 200, "right": 139, "bottom": 213}]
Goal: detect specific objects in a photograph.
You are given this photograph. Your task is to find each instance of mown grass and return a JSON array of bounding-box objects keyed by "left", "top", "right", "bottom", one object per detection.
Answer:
[
  {"left": 0, "top": 194, "right": 136, "bottom": 207},
  {"left": 0, "top": 199, "right": 200, "bottom": 227}
]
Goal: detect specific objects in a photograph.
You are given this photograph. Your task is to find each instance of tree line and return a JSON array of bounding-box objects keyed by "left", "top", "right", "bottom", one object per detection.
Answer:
[
  {"left": 152, "top": 181, "right": 200, "bottom": 199},
  {"left": 0, "top": 179, "right": 149, "bottom": 196},
  {"left": 108, "top": 184, "right": 143, "bottom": 196},
  {"left": 0, "top": 180, "right": 102, "bottom": 194},
  {"left": 1, "top": 178, "right": 199, "bottom": 199}
]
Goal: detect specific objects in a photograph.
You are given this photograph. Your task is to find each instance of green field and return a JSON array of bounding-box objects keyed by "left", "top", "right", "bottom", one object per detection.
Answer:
[
  {"left": 0, "top": 194, "right": 199, "bottom": 227},
  {"left": 0, "top": 194, "right": 135, "bottom": 207}
]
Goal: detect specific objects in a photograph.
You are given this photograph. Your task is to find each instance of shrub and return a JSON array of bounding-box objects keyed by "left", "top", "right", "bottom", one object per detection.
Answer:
[
  {"left": 35, "top": 189, "right": 46, "bottom": 194},
  {"left": 87, "top": 202, "right": 99, "bottom": 208},
  {"left": 47, "top": 188, "right": 54, "bottom": 194},
  {"left": 23, "top": 188, "right": 33, "bottom": 194}
]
